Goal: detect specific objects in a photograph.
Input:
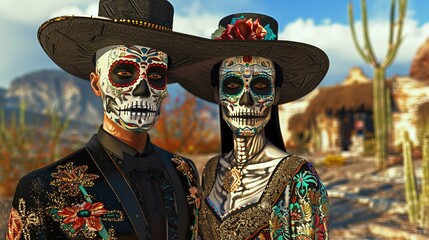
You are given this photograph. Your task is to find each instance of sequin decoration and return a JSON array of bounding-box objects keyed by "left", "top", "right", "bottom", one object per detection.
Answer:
[
  {"left": 199, "top": 155, "right": 309, "bottom": 239},
  {"left": 7, "top": 207, "right": 23, "bottom": 240},
  {"left": 269, "top": 164, "right": 329, "bottom": 239},
  {"left": 171, "top": 155, "right": 200, "bottom": 240},
  {"left": 49, "top": 202, "right": 123, "bottom": 239},
  {"left": 50, "top": 162, "right": 99, "bottom": 196},
  {"left": 48, "top": 162, "right": 124, "bottom": 239},
  {"left": 7, "top": 198, "right": 40, "bottom": 240}
]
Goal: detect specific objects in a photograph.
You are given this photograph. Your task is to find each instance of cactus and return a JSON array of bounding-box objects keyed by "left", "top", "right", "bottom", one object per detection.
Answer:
[
  {"left": 348, "top": 0, "right": 408, "bottom": 169},
  {"left": 386, "top": 88, "right": 393, "bottom": 149},
  {"left": 420, "top": 134, "right": 429, "bottom": 228},
  {"left": 403, "top": 131, "right": 419, "bottom": 224}
]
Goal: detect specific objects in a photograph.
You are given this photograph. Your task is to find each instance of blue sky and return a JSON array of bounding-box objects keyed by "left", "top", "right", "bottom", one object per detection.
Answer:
[{"left": 1, "top": 0, "right": 429, "bottom": 89}]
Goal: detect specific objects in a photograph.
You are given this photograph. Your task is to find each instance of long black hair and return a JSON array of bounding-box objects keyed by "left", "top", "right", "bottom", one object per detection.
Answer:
[{"left": 211, "top": 61, "right": 286, "bottom": 154}]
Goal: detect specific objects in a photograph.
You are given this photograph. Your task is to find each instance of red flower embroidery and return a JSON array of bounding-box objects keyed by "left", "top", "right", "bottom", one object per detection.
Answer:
[
  {"left": 290, "top": 209, "right": 302, "bottom": 221},
  {"left": 189, "top": 186, "right": 198, "bottom": 198},
  {"left": 58, "top": 202, "right": 108, "bottom": 232},
  {"left": 7, "top": 208, "right": 23, "bottom": 240},
  {"left": 217, "top": 18, "right": 267, "bottom": 40},
  {"left": 314, "top": 214, "right": 327, "bottom": 240},
  {"left": 195, "top": 197, "right": 201, "bottom": 209},
  {"left": 291, "top": 195, "right": 298, "bottom": 204}
]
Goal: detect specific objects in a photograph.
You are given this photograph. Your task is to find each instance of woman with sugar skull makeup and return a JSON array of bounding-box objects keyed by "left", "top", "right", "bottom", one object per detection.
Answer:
[
  {"left": 8, "top": 0, "right": 202, "bottom": 239},
  {"left": 174, "top": 13, "right": 330, "bottom": 239}
]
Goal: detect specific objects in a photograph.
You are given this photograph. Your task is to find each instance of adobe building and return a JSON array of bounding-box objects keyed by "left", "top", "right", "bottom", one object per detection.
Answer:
[{"left": 280, "top": 39, "right": 429, "bottom": 155}]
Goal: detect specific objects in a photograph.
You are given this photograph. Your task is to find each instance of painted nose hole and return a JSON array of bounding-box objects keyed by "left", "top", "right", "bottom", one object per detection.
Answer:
[
  {"left": 239, "top": 91, "right": 254, "bottom": 106},
  {"left": 132, "top": 80, "right": 150, "bottom": 97}
]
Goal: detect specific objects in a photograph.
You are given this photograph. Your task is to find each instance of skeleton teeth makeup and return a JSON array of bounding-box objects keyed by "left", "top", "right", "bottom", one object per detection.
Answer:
[
  {"left": 219, "top": 56, "right": 275, "bottom": 136},
  {"left": 96, "top": 45, "right": 168, "bottom": 132}
]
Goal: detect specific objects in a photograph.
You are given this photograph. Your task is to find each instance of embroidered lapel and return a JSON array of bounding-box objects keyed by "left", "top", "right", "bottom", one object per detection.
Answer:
[
  {"left": 85, "top": 136, "right": 146, "bottom": 240},
  {"left": 170, "top": 155, "right": 201, "bottom": 240}
]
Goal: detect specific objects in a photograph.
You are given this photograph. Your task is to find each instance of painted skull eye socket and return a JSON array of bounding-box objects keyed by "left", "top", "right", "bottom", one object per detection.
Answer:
[
  {"left": 222, "top": 76, "right": 243, "bottom": 95},
  {"left": 147, "top": 65, "right": 167, "bottom": 90},
  {"left": 251, "top": 76, "right": 272, "bottom": 95},
  {"left": 109, "top": 60, "right": 140, "bottom": 87}
]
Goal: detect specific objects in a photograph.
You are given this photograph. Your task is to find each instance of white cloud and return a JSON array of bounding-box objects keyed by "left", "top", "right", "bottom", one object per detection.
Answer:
[
  {"left": 0, "top": 1, "right": 99, "bottom": 88},
  {"left": 49, "top": 3, "right": 98, "bottom": 18},
  {"left": 173, "top": 1, "right": 221, "bottom": 38},
  {"left": 278, "top": 17, "right": 429, "bottom": 82},
  {"left": 0, "top": 21, "right": 59, "bottom": 88},
  {"left": 0, "top": 0, "right": 97, "bottom": 24},
  {"left": 2, "top": 0, "right": 428, "bottom": 89},
  {"left": 173, "top": 14, "right": 220, "bottom": 38}
]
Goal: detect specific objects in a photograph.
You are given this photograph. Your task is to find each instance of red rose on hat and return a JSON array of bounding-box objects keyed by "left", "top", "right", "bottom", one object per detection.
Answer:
[{"left": 218, "top": 18, "right": 267, "bottom": 40}]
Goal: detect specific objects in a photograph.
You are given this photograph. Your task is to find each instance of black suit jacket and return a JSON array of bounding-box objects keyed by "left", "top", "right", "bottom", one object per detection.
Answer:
[{"left": 7, "top": 134, "right": 200, "bottom": 240}]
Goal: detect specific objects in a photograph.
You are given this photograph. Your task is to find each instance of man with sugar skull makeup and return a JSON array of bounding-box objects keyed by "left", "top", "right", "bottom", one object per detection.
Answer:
[
  {"left": 174, "top": 13, "right": 330, "bottom": 239},
  {"left": 8, "top": 0, "right": 201, "bottom": 239}
]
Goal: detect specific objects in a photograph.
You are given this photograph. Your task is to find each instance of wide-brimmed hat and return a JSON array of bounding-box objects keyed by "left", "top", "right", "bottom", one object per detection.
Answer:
[
  {"left": 38, "top": 0, "right": 209, "bottom": 82},
  {"left": 170, "top": 13, "right": 329, "bottom": 104}
]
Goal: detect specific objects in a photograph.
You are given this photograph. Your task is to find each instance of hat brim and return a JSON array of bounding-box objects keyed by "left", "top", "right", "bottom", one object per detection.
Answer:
[
  {"left": 39, "top": 16, "right": 329, "bottom": 104},
  {"left": 38, "top": 16, "right": 215, "bottom": 82},
  {"left": 169, "top": 39, "right": 329, "bottom": 104}
]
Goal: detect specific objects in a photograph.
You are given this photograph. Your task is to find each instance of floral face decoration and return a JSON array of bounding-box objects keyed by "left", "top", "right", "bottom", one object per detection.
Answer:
[
  {"left": 219, "top": 56, "right": 275, "bottom": 136},
  {"left": 96, "top": 45, "right": 168, "bottom": 132}
]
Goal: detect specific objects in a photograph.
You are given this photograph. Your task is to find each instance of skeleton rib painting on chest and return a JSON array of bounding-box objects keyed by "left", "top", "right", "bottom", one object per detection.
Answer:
[{"left": 219, "top": 56, "right": 275, "bottom": 137}]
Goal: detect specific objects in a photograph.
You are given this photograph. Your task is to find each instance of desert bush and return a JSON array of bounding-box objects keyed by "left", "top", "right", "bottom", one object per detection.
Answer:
[
  {"left": 0, "top": 101, "right": 73, "bottom": 197},
  {"left": 151, "top": 93, "right": 220, "bottom": 154}
]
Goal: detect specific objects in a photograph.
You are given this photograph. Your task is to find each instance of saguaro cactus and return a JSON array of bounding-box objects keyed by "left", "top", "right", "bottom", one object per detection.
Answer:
[
  {"left": 421, "top": 134, "right": 429, "bottom": 228},
  {"left": 348, "top": 0, "right": 407, "bottom": 168},
  {"left": 403, "top": 131, "right": 419, "bottom": 224}
]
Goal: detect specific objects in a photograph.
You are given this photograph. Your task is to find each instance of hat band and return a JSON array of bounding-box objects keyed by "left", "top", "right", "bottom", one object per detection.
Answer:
[
  {"left": 114, "top": 19, "right": 172, "bottom": 31},
  {"left": 39, "top": 16, "right": 172, "bottom": 33}
]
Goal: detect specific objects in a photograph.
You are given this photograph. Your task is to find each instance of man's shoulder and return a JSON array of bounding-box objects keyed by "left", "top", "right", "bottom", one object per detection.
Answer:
[{"left": 19, "top": 147, "right": 90, "bottom": 185}]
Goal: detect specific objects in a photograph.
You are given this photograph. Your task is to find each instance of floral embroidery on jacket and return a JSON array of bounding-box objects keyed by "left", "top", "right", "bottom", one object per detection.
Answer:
[
  {"left": 49, "top": 201, "right": 123, "bottom": 239},
  {"left": 7, "top": 207, "right": 22, "bottom": 240},
  {"left": 270, "top": 199, "right": 290, "bottom": 239},
  {"left": 171, "top": 155, "right": 201, "bottom": 240},
  {"left": 50, "top": 162, "right": 99, "bottom": 196},
  {"left": 269, "top": 163, "right": 329, "bottom": 240},
  {"left": 7, "top": 198, "right": 40, "bottom": 240},
  {"left": 47, "top": 162, "right": 123, "bottom": 239}
]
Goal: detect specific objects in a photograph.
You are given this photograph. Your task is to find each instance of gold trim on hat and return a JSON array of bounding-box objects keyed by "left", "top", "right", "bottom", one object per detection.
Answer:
[
  {"left": 39, "top": 16, "right": 172, "bottom": 32},
  {"left": 117, "top": 19, "right": 171, "bottom": 31}
]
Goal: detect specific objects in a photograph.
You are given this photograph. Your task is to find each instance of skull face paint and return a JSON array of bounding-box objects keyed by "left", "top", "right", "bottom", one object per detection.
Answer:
[
  {"left": 96, "top": 45, "right": 168, "bottom": 132},
  {"left": 219, "top": 56, "right": 275, "bottom": 136}
]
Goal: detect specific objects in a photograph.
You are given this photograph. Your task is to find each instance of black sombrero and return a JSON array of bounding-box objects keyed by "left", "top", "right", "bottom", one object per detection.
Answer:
[
  {"left": 170, "top": 13, "right": 330, "bottom": 104},
  {"left": 39, "top": 3, "right": 329, "bottom": 104},
  {"left": 38, "top": 0, "right": 209, "bottom": 82}
]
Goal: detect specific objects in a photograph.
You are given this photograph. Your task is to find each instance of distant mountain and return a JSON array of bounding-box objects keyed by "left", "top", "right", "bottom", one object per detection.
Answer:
[
  {"left": 0, "top": 87, "right": 5, "bottom": 106},
  {"left": 2, "top": 70, "right": 219, "bottom": 129},
  {"left": 4, "top": 70, "right": 103, "bottom": 125}
]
